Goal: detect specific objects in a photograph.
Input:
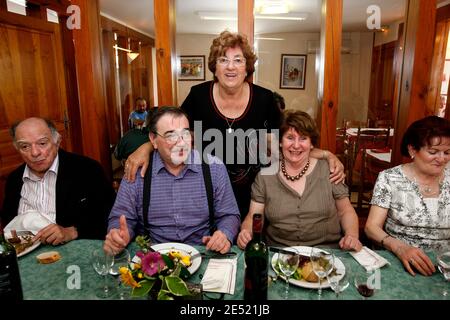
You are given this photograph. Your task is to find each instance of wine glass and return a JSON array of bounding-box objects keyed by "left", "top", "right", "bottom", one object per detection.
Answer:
[
  {"left": 310, "top": 247, "right": 334, "bottom": 298},
  {"left": 354, "top": 269, "right": 376, "bottom": 299},
  {"left": 277, "top": 248, "right": 299, "bottom": 299},
  {"left": 327, "top": 256, "right": 349, "bottom": 299},
  {"left": 437, "top": 251, "right": 450, "bottom": 297},
  {"left": 110, "top": 248, "right": 130, "bottom": 276},
  {"left": 92, "top": 248, "right": 114, "bottom": 299}
]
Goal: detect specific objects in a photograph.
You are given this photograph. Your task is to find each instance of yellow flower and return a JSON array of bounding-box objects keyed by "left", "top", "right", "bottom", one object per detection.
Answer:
[{"left": 120, "top": 269, "right": 141, "bottom": 288}]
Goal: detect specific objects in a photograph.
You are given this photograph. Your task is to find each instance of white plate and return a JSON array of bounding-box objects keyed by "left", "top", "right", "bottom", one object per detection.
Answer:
[
  {"left": 271, "top": 246, "right": 345, "bottom": 289},
  {"left": 131, "top": 242, "right": 201, "bottom": 275},
  {"left": 5, "top": 230, "right": 41, "bottom": 258}
]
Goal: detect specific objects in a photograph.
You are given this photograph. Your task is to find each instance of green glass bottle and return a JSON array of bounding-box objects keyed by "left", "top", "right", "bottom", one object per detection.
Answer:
[
  {"left": 0, "top": 231, "right": 23, "bottom": 300},
  {"left": 244, "top": 213, "right": 268, "bottom": 300}
]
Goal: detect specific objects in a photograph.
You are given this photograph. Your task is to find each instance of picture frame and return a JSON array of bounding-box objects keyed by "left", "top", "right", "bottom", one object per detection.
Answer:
[
  {"left": 280, "top": 54, "right": 307, "bottom": 89},
  {"left": 178, "top": 55, "right": 205, "bottom": 81}
]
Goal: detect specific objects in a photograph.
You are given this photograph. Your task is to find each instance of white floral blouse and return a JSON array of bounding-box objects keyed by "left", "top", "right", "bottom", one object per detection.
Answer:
[{"left": 371, "top": 165, "right": 450, "bottom": 252}]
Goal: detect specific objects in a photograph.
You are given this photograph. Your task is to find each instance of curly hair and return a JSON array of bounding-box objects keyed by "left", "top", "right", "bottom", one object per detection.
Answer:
[
  {"left": 280, "top": 110, "right": 319, "bottom": 146},
  {"left": 400, "top": 116, "right": 450, "bottom": 156},
  {"left": 208, "top": 30, "right": 257, "bottom": 82}
]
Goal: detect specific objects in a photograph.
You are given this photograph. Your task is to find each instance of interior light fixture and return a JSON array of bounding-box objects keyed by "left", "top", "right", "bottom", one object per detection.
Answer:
[
  {"left": 113, "top": 45, "right": 132, "bottom": 53},
  {"left": 258, "top": 3, "right": 289, "bottom": 15},
  {"left": 196, "top": 11, "right": 307, "bottom": 21}
]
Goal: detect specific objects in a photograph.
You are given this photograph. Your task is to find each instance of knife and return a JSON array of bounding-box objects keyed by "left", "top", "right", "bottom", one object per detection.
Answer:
[
  {"left": 191, "top": 252, "right": 237, "bottom": 260},
  {"left": 269, "top": 246, "right": 300, "bottom": 255}
]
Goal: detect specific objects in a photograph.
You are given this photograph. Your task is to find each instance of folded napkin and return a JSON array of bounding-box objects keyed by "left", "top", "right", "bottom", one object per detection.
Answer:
[
  {"left": 201, "top": 258, "right": 237, "bottom": 295},
  {"left": 4, "top": 211, "right": 53, "bottom": 236},
  {"left": 350, "top": 246, "right": 390, "bottom": 272}
]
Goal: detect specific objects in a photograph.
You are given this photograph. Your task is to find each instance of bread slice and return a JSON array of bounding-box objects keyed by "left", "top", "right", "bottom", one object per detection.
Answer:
[{"left": 36, "top": 251, "right": 61, "bottom": 264}]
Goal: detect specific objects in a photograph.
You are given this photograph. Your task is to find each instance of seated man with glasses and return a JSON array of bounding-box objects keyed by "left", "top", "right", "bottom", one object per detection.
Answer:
[{"left": 104, "top": 106, "right": 240, "bottom": 255}]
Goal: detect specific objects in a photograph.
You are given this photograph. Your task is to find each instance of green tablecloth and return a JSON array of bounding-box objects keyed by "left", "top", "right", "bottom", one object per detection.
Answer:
[{"left": 18, "top": 240, "right": 449, "bottom": 300}]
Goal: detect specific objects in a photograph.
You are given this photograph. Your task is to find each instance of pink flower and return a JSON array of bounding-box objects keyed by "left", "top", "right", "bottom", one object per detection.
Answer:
[{"left": 140, "top": 252, "right": 166, "bottom": 276}]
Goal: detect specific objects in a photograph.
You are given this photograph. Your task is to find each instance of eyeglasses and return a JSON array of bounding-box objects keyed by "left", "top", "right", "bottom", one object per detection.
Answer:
[
  {"left": 156, "top": 129, "right": 191, "bottom": 144},
  {"left": 216, "top": 56, "right": 246, "bottom": 67}
]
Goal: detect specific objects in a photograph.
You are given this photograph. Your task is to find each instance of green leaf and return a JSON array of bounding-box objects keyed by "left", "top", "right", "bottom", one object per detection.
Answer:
[
  {"left": 131, "top": 279, "right": 155, "bottom": 297},
  {"left": 179, "top": 265, "right": 191, "bottom": 280},
  {"left": 165, "top": 276, "right": 191, "bottom": 296},
  {"left": 161, "top": 254, "right": 174, "bottom": 269},
  {"left": 157, "top": 289, "right": 174, "bottom": 300}
]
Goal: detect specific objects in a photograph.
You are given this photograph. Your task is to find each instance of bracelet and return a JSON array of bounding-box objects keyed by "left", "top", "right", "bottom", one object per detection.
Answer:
[
  {"left": 322, "top": 150, "right": 328, "bottom": 160},
  {"left": 380, "top": 235, "right": 390, "bottom": 248}
]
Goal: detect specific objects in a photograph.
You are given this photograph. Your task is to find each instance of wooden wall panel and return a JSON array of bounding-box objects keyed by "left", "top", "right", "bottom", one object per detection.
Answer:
[
  {"left": 318, "top": 0, "right": 342, "bottom": 153},
  {"left": 101, "top": 29, "right": 120, "bottom": 145},
  {"left": 71, "top": 0, "right": 111, "bottom": 177},
  {"left": 392, "top": 0, "right": 436, "bottom": 166},
  {"left": 154, "top": 0, "right": 177, "bottom": 106},
  {"left": 238, "top": 0, "right": 254, "bottom": 48}
]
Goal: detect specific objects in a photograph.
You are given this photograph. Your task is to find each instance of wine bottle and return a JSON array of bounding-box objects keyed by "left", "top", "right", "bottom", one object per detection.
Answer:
[
  {"left": 244, "top": 213, "right": 268, "bottom": 300},
  {"left": 0, "top": 231, "right": 23, "bottom": 300}
]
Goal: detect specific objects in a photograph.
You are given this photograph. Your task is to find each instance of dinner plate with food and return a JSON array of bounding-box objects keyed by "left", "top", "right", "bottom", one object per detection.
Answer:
[
  {"left": 131, "top": 242, "right": 201, "bottom": 275},
  {"left": 5, "top": 230, "right": 41, "bottom": 258},
  {"left": 271, "top": 246, "right": 345, "bottom": 289}
]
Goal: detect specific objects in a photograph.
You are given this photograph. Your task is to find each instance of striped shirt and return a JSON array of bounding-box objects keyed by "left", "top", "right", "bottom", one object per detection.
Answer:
[
  {"left": 18, "top": 154, "right": 59, "bottom": 223},
  {"left": 108, "top": 150, "right": 240, "bottom": 245}
]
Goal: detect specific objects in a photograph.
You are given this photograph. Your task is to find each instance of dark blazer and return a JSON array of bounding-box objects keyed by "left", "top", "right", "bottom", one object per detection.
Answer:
[{"left": 1, "top": 150, "right": 116, "bottom": 239}]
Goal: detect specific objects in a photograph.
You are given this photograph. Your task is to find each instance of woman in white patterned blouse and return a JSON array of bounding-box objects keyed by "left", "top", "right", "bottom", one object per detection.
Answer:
[{"left": 365, "top": 116, "right": 450, "bottom": 276}]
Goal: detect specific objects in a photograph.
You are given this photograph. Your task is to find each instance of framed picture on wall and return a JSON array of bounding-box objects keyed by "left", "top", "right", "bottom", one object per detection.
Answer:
[
  {"left": 280, "top": 54, "right": 307, "bottom": 89},
  {"left": 178, "top": 55, "right": 205, "bottom": 81}
]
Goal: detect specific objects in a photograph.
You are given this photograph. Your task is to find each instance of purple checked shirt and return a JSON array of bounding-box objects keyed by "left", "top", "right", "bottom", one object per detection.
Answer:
[{"left": 108, "top": 150, "right": 240, "bottom": 245}]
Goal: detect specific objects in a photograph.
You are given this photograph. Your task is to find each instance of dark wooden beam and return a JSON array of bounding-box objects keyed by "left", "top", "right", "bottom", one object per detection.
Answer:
[
  {"left": 317, "top": 0, "right": 342, "bottom": 153},
  {"left": 154, "top": 0, "right": 177, "bottom": 106},
  {"left": 238, "top": 0, "right": 254, "bottom": 47},
  {"left": 0, "top": 0, "right": 8, "bottom": 11},
  {"left": 392, "top": 0, "right": 436, "bottom": 166},
  {"left": 70, "top": 0, "right": 112, "bottom": 177}
]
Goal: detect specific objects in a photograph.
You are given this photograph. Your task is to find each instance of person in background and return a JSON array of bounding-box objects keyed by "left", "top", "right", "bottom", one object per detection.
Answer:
[
  {"left": 128, "top": 97, "right": 148, "bottom": 129},
  {"left": 365, "top": 116, "right": 450, "bottom": 276},
  {"left": 237, "top": 110, "right": 362, "bottom": 251},
  {"left": 124, "top": 31, "right": 345, "bottom": 221},
  {"left": 114, "top": 107, "right": 158, "bottom": 161},
  {"left": 1, "top": 117, "right": 115, "bottom": 245},
  {"left": 104, "top": 107, "right": 240, "bottom": 255}
]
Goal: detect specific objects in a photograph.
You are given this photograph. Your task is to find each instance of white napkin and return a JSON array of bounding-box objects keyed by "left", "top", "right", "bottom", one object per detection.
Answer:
[
  {"left": 201, "top": 258, "right": 237, "bottom": 295},
  {"left": 4, "top": 211, "right": 53, "bottom": 235},
  {"left": 350, "top": 246, "right": 390, "bottom": 272}
]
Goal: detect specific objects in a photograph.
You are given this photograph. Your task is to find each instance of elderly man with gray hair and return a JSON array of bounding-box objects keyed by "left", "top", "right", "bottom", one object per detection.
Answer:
[{"left": 1, "top": 117, "right": 115, "bottom": 245}]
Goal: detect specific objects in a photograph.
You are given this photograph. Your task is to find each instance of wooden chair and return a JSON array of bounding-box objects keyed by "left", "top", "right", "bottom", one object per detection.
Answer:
[{"left": 356, "top": 149, "right": 391, "bottom": 215}]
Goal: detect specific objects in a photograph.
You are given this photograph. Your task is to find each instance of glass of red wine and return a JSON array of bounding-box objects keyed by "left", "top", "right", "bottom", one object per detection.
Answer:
[{"left": 354, "top": 269, "right": 376, "bottom": 299}]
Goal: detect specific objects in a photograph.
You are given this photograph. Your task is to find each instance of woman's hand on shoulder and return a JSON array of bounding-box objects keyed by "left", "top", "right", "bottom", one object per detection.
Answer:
[
  {"left": 237, "top": 229, "right": 252, "bottom": 250},
  {"left": 339, "top": 234, "right": 363, "bottom": 252},
  {"left": 393, "top": 243, "right": 436, "bottom": 276},
  {"left": 326, "top": 151, "right": 345, "bottom": 184},
  {"left": 124, "top": 142, "right": 152, "bottom": 182}
]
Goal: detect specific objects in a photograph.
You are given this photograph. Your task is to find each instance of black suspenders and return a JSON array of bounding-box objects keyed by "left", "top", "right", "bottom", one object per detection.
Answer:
[{"left": 142, "top": 153, "right": 216, "bottom": 238}]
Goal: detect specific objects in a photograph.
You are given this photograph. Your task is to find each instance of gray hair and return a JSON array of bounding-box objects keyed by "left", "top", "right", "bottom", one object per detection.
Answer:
[{"left": 10, "top": 118, "right": 61, "bottom": 147}]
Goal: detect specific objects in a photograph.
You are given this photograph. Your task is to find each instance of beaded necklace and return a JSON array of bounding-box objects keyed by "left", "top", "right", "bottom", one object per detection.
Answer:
[{"left": 281, "top": 157, "right": 310, "bottom": 181}]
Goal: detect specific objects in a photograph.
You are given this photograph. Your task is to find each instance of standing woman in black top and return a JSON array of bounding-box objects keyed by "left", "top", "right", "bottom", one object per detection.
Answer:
[{"left": 123, "top": 31, "right": 345, "bottom": 220}]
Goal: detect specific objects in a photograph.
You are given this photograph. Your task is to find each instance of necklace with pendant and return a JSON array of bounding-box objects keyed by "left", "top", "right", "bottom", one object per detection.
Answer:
[
  {"left": 409, "top": 164, "right": 442, "bottom": 196},
  {"left": 225, "top": 117, "right": 236, "bottom": 133},
  {"left": 281, "top": 157, "right": 310, "bottom": 181}
]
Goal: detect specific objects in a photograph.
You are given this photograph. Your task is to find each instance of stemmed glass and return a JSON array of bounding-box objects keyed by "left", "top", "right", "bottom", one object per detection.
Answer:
[
  {"left": 310, "top": 247, "right": 334, "bottom": 298},
  {"left": 327, "top": 255, "right": 349, "bottom": 299},
  {"left": 437, "top": 251, "right": 450, "bottom": 297},
  {"left": 277, "top": 249, "right": 299, "bottom": 299},
  {"left": 353, "top": 269, "right": 376, "bottom": 299},
  {"left": 92, "top": 248, "right": 114, "bottom": 299}
]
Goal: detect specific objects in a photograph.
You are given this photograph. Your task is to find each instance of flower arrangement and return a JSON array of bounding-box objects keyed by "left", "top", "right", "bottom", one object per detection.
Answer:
[{"left": 119, "top": 236, "right": 194, "bottom": 300}]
